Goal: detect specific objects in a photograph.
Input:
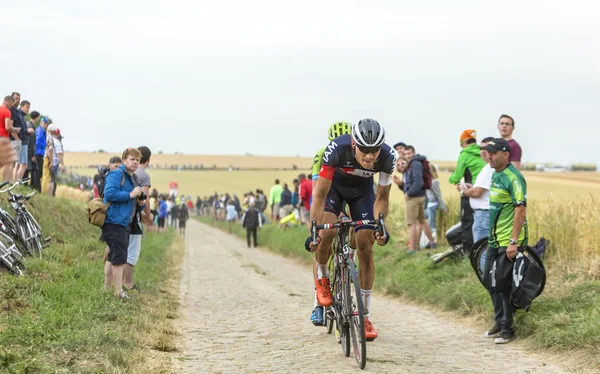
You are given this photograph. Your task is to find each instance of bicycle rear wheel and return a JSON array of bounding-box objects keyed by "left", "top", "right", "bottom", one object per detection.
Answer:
[{"left": 344, "top": 260, "right": 367, "bottom": 369}]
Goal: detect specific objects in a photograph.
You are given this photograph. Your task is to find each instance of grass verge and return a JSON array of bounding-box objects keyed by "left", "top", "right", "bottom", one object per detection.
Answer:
[
  {"left": 198, "top": 215, "right": 600, "bottom": 372},
  {"left": 0, "top": 189, "right": 181, "bottom": 373}
]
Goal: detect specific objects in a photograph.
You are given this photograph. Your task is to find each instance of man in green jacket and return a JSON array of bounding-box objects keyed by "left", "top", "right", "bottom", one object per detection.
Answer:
[
  {"left": 449, "top": 129, "right": 486, "bottom": 254},
  {"left": 269, "top": 179, "right": 284, "bottom": 221}
]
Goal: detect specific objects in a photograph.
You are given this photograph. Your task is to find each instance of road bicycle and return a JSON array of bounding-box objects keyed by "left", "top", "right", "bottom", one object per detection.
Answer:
[
  {"left": 0, "top": 179, "right": 51, "bottom": 259},
  {"left": 311, "top": 212, "right": 388, "bottom": 370},
  {"left": 0, "top": 227, "right": 26, "bottom": 276}
]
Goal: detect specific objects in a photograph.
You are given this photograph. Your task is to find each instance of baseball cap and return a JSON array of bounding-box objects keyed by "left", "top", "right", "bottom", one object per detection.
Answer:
[
  {"left": 483, "top": 138, "right": 511, "bottom": 153},
  {"left": 460, "top": 129, "right": 477, "bottom": 144},
  {"left": 47, "top": 124, "right": 57, "bottom": 132}
]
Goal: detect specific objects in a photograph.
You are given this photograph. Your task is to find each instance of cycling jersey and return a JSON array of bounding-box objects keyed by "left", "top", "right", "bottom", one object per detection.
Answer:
[
  {"left": 317, "top": 134, "right": 396, "bottom": 231},
  {"left": 318, "top": 134, "right": 395, "bottom": 186},
  {"left": 489, "top": 163, "right": 528, "bottom": 248},
  {"left": 312, "top": 148, "right": 326, "bottom": 181}
]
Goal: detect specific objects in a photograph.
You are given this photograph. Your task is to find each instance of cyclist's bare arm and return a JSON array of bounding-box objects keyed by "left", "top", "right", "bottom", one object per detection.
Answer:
[
  {"left": 309, "top": 176, "right": 332, "bottom": 228},
  {"left": 374, "top": 173, "right": 393, "bottom": 219}
]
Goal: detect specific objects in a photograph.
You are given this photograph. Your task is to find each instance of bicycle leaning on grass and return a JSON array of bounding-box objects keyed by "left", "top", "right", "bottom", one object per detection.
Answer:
[
  {"left": 0, "top": 179, "right": 51, "bottom": 260},
  {"left": 310, "top": 212, "right": 388, "bottom": 370}
]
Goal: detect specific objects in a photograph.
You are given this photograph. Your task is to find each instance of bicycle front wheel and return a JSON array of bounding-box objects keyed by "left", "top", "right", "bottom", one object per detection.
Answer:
[{"left": 344, "top": 260, "right": 366, "bottom": 369}]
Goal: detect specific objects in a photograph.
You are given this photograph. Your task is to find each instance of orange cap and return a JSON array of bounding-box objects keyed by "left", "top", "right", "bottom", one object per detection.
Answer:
[{"left": 460, "top": 129, "right": 476, "bottom": 144}]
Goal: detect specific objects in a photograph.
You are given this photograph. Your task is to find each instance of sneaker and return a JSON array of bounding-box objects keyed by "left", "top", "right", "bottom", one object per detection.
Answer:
[
  {"left": 483, "top": 325, "right": 501, "bottom": 338},
  {"left": 315, "top": 277, "right": 332, "bottom": 307},
  {"left": 364, "top": 318, "right": 378, "bottom": 341},
  {"left": 407, "top": 249, "right": 416, "bottom": 255},
  {"left": 310, "top": 306, "right": 325, "bottom": 326},
  {"left": 425, "top": 242, "right": 437, "bottom": 249},
  {"left": 126, "top": 284, "right": 141, "bottom": 293},
  {"left": 116, "top": 291, "right": 129, "bottom": 300},
  {"left": 494, "top": 331, "right": 514, "bottom": 344}
]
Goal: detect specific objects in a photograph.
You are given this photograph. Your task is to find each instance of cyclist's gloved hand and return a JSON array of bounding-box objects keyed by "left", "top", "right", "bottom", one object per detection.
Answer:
[
  {"left": 305, "top": 236, "right": 320, "bottom": 252},
  {"left": 375, "top": 231, "right": 390, "bottom": 246}
]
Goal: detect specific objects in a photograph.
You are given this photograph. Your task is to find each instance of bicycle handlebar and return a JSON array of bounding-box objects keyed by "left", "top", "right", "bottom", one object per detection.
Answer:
[
  {"left": 311, "top": 212, "right": 388, "bottom": 245},
  {"left": 0, "top": 178, "right": 32, "bottom": 194}
]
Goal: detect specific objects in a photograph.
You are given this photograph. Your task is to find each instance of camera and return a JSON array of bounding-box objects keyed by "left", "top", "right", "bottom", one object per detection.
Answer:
[{"left": 138, "top": 191, "right": 147, "bottom": 200}]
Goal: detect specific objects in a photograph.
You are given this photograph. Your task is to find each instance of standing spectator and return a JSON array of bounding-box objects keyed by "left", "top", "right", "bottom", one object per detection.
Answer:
[
  {"left": 1, "top": 96, "right": 15, "bottom": 182},
  {"left": 242, "top": 202, "right": 263, "bottom": 248},
  {"left": 171, "top": 200, "right": 180, "bottom": 228},
  {"left": 123, "top": 146, "right": 153, "bottom": 293},
  {"left": 255, "top": 189, "right": 270, "bottom": 224},
  {"left": 33, "top": 117, "right": 49, "bottom": 191},
  {"left": 41, "top": 125, "right": 57, "bottom": 195},
  {"left": 8, "top": 93, "right": 24, "bottom": 183},
  {"left": 158, "top": 195, "right": 168, "bottom": 232},
  {"left": 279, "top": 183, "right": 293, "bottom": 218},
  {"left": 50, "top": 128, "right": 65, "bottom": 196},
  {"left": 291, "top": 178, "right": 299, "bottom": 209},
  {"left": 298, "top": 174, "right": 312, "bottom": 224},
  {"left": 449, "top": 130, "right": 486, "bottom": 255},
  {"left": 393, "top": 142, "right": 406, "bottom": 158},
  {"left": 425, "top": 163, "right": 447, "bottom": 232},
  {"left": 102, "top": 147, "right": 145, "bottom": 299},
  {"left": 102, "top": 157, "right": 122, "bottom": 286},
  {"left": 178, "top": 202, "right": 189, "bottom": 235},
  {"left": 458, "top": 137, "right": 495, "bottom": 243},
  {"left": 482, "top": 138, "right": 528, "bottom": 344},
  {"left": 403, "top": 146, "right": 436, "bottom": 253},
  {"left": 14, "top": 100, "right": 32, "bottom": 182},
  {"left": 196, "top": 196, "right": 202, "bottom": 215},
  {"left": 24, "top": 110, "right": 40, "bottom": 181},
  {"left": 392, "top": 156, "right": 408, "bottom": 191},
  {"left": 226, "top": 199, "right": 238, "bottom": 233},
  {"left": 269, "top": 179, "right": 283, "bottom": 221},
  {"left": 497, "top": 114, "right": 522, "bottom": 170}
]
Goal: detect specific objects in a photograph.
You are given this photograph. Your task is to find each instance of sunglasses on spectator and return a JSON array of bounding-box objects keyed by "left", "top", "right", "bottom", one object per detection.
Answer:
[{"left": 356, "top": 145, "right": 381, "bottom": 155}]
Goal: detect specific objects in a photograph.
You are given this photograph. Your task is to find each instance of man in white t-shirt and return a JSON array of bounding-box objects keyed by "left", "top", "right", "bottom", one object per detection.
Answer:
[{"left": 458, "top": 137, "right": 495, "bottom": 243}]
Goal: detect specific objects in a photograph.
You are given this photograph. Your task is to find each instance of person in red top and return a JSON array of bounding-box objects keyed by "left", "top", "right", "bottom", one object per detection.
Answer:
[
  {"left": 497, "top": 114, "right": 522, "bottom": 170},
  {"left": 0, "top": 96, "right": 14, "bottom": 139},
  {"left": 297, "top": 173, "right": 312, "bottom": 225}
]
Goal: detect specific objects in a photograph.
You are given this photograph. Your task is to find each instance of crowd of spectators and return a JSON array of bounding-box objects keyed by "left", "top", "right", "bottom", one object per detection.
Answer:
[{"left": 0, "top": 92, "right": 64, "bottom": 195}]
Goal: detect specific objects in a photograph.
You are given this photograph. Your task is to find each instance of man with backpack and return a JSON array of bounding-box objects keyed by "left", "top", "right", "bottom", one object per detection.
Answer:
[
  {"left": 403, "top": 146, "right": 435, "bottom": 254},
  {"left": 449, "top": 130, "right": 486, "bottom": 255}
]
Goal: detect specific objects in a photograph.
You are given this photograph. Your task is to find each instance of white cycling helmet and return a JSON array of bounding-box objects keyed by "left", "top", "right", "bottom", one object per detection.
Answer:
[{"left": 351, "top": 118, "right": 385, "bottom": 148}]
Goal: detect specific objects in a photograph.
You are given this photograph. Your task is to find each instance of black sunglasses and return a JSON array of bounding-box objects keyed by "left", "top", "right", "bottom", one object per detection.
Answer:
[{"left": 356, "top": 145, "right": 381, "bottom": 155}]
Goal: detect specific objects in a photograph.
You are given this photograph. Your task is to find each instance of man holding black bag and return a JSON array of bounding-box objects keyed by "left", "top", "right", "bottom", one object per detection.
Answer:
[{"left": 482, "top": 138, "right": 528, "bottom": 344}]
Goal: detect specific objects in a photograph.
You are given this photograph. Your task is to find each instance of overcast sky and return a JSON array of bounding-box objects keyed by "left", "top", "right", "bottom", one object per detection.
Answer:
[{"left": 2, "top": 0, "right": 598, "bottom": 164}]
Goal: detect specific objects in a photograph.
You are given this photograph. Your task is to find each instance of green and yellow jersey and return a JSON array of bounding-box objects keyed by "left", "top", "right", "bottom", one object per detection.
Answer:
[
  {"left": 489, "top": 163, "right": 528, "bottom": 248},
  {"left": 312, "top": 147, "right": 326, "bottom": 182}
]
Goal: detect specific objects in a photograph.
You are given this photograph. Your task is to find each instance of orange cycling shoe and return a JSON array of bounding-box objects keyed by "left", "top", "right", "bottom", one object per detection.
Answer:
[
  {"left": 364, "top": 318, "right": 378, "bottom": 341},
  {"left": 315, "top": 277, "right": 332, "bottom": 307}
]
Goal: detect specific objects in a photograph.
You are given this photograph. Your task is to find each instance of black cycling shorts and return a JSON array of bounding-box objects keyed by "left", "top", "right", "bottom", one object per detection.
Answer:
[
  {"left": 157, "top": 217, "right": 166, "bottom": 228},
  {"left": 102, "top": 223, "right": 130, "bottom": 265},
  {"left": 324, "top": 182, "right": 375, "bottom": 232}
]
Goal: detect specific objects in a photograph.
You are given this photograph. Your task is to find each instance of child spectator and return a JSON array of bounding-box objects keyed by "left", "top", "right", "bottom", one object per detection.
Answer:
[{"left": 242, "top": 202, "right": 263, "bottom": 248}]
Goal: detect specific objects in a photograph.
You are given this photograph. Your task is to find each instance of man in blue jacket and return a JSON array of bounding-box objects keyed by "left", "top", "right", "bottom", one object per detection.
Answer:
[
  {"left": 102, "top": 147, "right": 145, "bottom": 299},
  {"left": 403, "top": 146, "right": 435, "bottom": 254}
]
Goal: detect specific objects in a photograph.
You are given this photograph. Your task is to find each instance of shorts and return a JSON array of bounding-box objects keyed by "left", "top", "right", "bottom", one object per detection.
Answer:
[
  {"left": 127, "top": 234, "right": 142, "bottom": 266},
  {"left": 324, "top": 182, "right": 375, "bottom": 232},
  {"left": 11, "top": 140, "right": 21, "bottom": 155},
  {"left": 157, "top": 217, "right": 166, "bottom": 228},
  {"left": 179, "top": 220, "right": 186, "bottom": 229},
  {"left": 405, "top": 195, "right": 426, "bottom": 225},
  {"left": 102, "top": 223, "right": 130, "bottom": 265},
  {"left": 19, "top": 144, "right": 28, "bottom": 164},
  {"left": 272, "top": 204, "right": 280, "bottom": 218}
]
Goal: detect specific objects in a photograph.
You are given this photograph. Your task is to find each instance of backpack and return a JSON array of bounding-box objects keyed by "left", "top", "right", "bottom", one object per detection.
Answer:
[
  {"left": 489, "top": 250, "right": 513, "bottom": 294},
  {"left": 511, "top": 252, "right": 546, "bottom": 311},
  {"left": 86, "top": 171, "right": 125, "bottom": 228},
  {"left": 421, "top": 158, "right": 433, "bottom": 190}
]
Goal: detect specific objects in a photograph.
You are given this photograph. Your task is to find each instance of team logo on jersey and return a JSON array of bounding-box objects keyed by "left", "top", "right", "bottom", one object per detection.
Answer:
[
  {"left": 362, "top": 213, "right": 368, "bottom": 218},
  {"left": 322, "top": 141, "right": 338, "bottom": 163},
  {"left": 340, "top": 168, "right": 375, "bottom": 178},
  {"left": 345, "top": 161, "right": 353, "bottom": 167}
]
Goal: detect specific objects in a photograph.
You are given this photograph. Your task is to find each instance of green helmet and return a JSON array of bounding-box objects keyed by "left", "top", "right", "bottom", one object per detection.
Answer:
[{"left": 327, "top": 121, "right": 352, "bottom": 141}]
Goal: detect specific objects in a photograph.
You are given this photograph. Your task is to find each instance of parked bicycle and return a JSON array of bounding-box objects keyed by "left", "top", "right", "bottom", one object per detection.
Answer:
[
  {"left": 0, "top": 179, "right": 51, "bottom": 260},
  {"left": 0, "top": 226, "right": 26, "bottom": 276},
  {"left": 311, "top": 212, "right": 388, "bottom": 370}
]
